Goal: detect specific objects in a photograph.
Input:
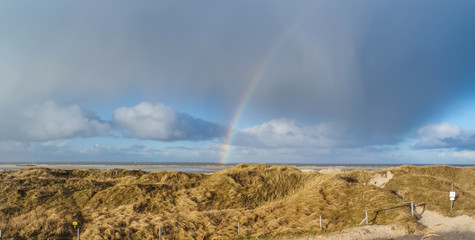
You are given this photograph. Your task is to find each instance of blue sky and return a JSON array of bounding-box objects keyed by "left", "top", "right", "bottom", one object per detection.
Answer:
[{"left": 1, "top": 1, "right": 475, "bottom": 164}]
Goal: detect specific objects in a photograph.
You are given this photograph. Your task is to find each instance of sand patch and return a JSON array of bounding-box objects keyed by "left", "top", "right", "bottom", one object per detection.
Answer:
[
  {"left": 369, "top": 171, "right": 393, "bottom": 187},
  {"left": 311, "top": 224, "right": 411, "bottom": 240},
  {"left": 417, "top": 208, "right": 475, "bottom": 233}
]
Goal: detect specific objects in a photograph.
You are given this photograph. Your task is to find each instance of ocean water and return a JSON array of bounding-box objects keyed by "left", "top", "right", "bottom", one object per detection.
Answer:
[{"left": 0, "top": 162, "right": 472, "bottom": 173}]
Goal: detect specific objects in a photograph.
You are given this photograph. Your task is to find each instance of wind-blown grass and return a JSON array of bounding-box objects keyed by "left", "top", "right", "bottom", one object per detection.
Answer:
[{"left": 0, "top": 164, "right": 473, "bottom": 239}]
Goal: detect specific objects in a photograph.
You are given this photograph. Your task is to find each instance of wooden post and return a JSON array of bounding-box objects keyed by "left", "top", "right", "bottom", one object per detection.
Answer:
[
  {"left": 360, "top": 210, "right": 368, "bottom": 225},
  {"left": 238, "top": 222, "right": 240, "bottom": 234},
  {"left": 451, "top": 183, "right": 453, "bottom": 210},
  {"left": 319, "top": 216, "right": 322, "bottom": 230},
  {"left": 159, "top": 226, "right": 162, "bottom": 239},
  {"left": 365, "top": 210, "right": 368, "bottom": 224},
  {"left": 411, "top": 202, "right": 414, "bottom": 216},
  {"left": 450, "top": 183, "right": 455, "bottom": 211},
  {"left": 77, "top": 227, "right": 80, "bottom": 240}
]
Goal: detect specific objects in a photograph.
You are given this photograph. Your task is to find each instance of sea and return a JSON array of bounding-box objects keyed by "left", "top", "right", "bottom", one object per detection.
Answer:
[{"left": 0, "top": 162, "right": 472, "bottom": 173}]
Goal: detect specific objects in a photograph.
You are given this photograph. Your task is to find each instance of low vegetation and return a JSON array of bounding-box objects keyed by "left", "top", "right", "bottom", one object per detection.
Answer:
[{"left": 0, "top": 164, "right": 473, "bottom": 239}]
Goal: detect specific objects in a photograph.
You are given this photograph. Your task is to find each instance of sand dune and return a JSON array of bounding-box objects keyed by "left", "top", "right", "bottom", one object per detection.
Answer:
[{"left": 0, "top": 164, "right": 474, "bottom": 239}]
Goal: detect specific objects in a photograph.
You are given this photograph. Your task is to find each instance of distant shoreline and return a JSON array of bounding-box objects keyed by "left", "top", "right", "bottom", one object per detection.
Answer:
[{"left": 0, "top": 162, "right": 472, "bottom": 172}]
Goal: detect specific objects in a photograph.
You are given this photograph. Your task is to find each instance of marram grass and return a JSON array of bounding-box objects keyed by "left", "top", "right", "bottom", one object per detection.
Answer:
[{"left": 0, "top": 164, "right": 474, "bottom": 239}]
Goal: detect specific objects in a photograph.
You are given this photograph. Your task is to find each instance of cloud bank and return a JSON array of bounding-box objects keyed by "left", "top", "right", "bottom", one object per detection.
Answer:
[
  {"left": 0, "top": 101, "right": 226, "bottom": 143},
  {"left": 233, "top": 118, "right": 339, "bottom": 148},
  {"left": 1, "top": 101, "right": 110, "bottom": 141},
  {"left": 113, "top": 102, "right": 227, "bottom": 141},
  {"left": 415, "top": 123, "right": 475, "bottom": 150}
]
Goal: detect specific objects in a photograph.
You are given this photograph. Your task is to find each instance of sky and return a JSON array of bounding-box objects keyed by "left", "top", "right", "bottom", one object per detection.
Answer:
[{"left": 1, "top": 0, "right": 475, "bottom": 164}]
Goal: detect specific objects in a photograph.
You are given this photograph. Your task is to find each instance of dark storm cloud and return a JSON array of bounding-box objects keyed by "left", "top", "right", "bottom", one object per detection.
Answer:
[
  {"left": 1, "top": 1, "right": 475, "bottom": 147},
  {"left": 248, "top": 1, "right": 475, "bottom": 145},
  {"left": 0, "top": 1, "right": 308, "bottom": 115}
]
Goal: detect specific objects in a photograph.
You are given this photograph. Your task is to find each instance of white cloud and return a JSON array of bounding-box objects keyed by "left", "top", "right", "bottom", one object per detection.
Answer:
[
  {"left": 1, "top": 101, "right": 110, "bottom": 141},
  {"left": 232, "top": 118, "right": 339, "bottom": 148},
  {"left": 113, "top": 102, "right": 226, "bottom": 141},
  {"left": 415, "top": 122, "right": 475, "bottom": 150},
  {"left": 114, "top": 102, "right": 179, "bottom": 140},
  {"left": 453, "top": 150, "right": 475, "bottom": 159}
]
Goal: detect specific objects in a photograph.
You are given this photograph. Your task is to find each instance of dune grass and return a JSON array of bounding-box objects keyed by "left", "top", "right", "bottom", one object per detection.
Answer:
[{"left": 0, "top": 164, "right": 474, "bottom": 239}]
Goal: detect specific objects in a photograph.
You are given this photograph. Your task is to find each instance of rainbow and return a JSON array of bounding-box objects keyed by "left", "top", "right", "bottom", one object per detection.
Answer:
[{"left": 218, "top": 5, "right": 317, "bottom": 164}]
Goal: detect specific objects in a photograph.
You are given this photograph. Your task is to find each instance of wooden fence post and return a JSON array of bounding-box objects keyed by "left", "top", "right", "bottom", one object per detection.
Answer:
[
  {"left": 411, "top": 202, "right": 414, "bottom": 216},
  {"left": 319, "top": 216, "right": 322, "bottom": 230}
]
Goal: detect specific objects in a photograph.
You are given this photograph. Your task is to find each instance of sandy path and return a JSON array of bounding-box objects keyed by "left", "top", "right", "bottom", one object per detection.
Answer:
[
  {"left": 292, "top": 224, "right": 412, "bottom": 240},
  {"left": 417, "top": 208, "right": 475, "bottom": 232}
]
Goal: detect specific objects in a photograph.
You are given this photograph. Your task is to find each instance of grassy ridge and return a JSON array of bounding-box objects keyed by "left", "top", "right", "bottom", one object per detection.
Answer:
[{"left": 0, "top": 164, "right": 473, "bottom": 239}]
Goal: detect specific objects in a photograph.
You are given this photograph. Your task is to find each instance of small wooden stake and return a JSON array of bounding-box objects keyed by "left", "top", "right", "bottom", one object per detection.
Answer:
[
  {"left": 360, "top": 210, "right": 369, "bottom": 225},
  {"left": 411, "top": 202, "right": 414, "bottom": 216}
]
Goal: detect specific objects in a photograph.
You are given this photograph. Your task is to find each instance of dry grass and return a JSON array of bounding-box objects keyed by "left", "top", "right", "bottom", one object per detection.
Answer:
[
  {"left": 381, "top": 165, "right": 475, "bottom": 217},
  {"left": 0, "top": 164, "right": 474, "bottom": 239}
]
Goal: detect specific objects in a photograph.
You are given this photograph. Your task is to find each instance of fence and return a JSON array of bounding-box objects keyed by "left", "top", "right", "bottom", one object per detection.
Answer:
[
  {"left": 359, "top": 202, "right": 426, "bottom": 225},
  {"left": 0, "top": 202, "right": 427, "bottom": 240}
]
